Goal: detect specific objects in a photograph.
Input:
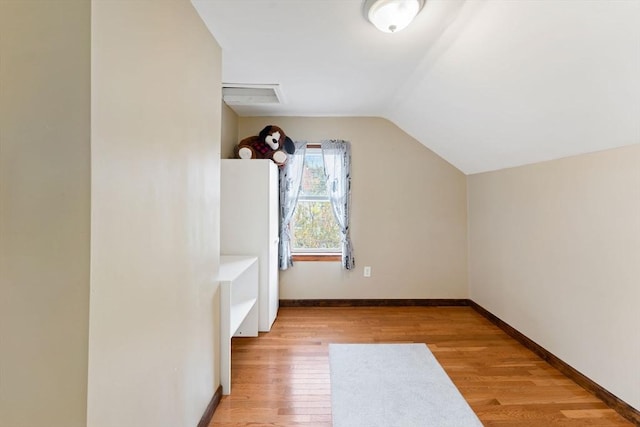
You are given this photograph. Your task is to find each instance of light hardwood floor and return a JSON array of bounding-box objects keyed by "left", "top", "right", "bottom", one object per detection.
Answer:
[{"left": 210, "top": 306, "right": 633, "bottom": 426}]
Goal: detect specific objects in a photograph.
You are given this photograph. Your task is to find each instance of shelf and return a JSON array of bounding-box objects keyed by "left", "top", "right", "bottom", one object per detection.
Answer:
[
  {"left": 230, "top": 297, "right": 258, "bottom": 336},
  {"left": 218, "top": 255, "right": 259, "bottom": 282},
  {"left": 218, "top": 254, "right": 259, "bottom": 395}
]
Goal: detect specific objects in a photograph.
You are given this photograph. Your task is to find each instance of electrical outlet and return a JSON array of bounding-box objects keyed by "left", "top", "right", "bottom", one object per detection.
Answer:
[{"left": 364, "top": 266, "right": 371, "bottom": 277}]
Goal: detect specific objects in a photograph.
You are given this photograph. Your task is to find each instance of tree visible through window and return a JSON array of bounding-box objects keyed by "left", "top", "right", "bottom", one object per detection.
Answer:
[{"left": 290, "top": 147, "right": 341, "bottom": 253}]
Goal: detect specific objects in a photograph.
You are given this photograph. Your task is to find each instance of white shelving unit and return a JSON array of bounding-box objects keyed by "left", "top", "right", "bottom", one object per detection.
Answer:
[
  {"left": 218, "top": 255, "right": 259, "bottom": 395},
  {"left": 221, "top": 159, "right": 279, "bottom": 332}
]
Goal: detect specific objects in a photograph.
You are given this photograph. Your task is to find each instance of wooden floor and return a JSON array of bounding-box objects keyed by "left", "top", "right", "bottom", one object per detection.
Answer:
[{"left": 210, "top": 306, "right": 633, "bottom": 426}]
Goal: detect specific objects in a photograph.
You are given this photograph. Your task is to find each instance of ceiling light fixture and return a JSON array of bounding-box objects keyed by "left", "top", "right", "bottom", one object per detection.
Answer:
[{"left": 363, "top": 0, "right": 425, "bottom": 33}]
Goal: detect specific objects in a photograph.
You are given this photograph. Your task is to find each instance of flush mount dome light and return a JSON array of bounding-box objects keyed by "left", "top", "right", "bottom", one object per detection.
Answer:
[{"left": 364, "top": 0, "right": 425, "bottom": 33}]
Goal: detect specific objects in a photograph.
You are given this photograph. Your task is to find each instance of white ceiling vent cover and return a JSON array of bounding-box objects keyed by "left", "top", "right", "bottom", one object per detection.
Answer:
[{"left": 222, "top": 84, "right": 283, "bottom": 105}]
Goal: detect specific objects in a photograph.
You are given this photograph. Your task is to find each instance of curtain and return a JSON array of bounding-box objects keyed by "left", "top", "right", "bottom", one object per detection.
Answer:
[
  {"left": 278, "top": 141, "right": 307, "bottom": 270},
  {"left": 321, "top": 140, "right": 355, "bottom": 270}
]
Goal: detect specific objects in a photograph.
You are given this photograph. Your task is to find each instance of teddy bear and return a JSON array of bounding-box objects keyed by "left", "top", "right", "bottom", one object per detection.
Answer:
[{"left": 234, "top": 125, "right": 296, "bottom": 166}]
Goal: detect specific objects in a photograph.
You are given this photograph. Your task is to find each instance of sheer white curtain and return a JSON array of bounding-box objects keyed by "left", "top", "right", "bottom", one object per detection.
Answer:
[
  {"left": 321, "top": 140, "right": 355, "bottom": 270},
  {"left": 278, "top": 141, "right": 307, "bottom": 270}
]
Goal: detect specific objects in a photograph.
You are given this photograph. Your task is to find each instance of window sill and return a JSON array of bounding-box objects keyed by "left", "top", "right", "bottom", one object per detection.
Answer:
[{"left": 292, "top": 253, "right": 341, "bottom": 262}]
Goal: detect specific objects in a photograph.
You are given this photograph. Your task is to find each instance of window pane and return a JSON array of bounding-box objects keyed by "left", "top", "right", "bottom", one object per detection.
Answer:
[
  {"left": 299, "top": 151, "right": 326, "bottom": 197},
  {"left": 291, "top": 200, "right": 341, "bottom": 251},
  {"left": 291, "top": 147, "right": 342, "bottom": 253}
]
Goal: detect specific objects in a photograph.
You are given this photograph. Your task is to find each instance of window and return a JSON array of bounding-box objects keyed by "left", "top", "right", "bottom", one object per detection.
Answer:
[
  {"left": 279, "top": 140, "right": 354, "bottom": 269},
  {"left": 290, "top": 147, "right": 341, "bottom": 260}
]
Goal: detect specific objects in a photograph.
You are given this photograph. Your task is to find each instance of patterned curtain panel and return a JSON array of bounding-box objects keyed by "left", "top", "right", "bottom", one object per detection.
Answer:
[
  {"left": 321, "top": 140, "right": 355, "bottom": 270},
  {"left": 278, "top": 141, "right": 307, "bottom": 270}
]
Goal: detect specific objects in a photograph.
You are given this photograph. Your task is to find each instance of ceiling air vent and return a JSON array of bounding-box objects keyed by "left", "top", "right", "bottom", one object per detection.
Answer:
[{"left": 222, "top": 84, "right": 283, "bottom": 105}]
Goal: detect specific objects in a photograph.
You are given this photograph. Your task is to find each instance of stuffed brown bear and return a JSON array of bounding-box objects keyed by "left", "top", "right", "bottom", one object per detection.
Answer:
[{"left": 234, "top": 125, "right": 296, "bottom": 167}]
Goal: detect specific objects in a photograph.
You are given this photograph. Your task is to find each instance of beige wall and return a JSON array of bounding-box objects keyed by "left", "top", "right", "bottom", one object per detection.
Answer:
[
  {"left": 0, "top": 2, "right": 91, "bottom": 426},
  {"left": 239, "top": 117, "right": 468, "bottom": 299},
  {"left": 89, "top": 2, "right": 222, "bottom": 426},
  {"left": 221, "top": 102, "right": 239, "bottom": 159},
  {"left": 468, "top": 144, "right": 640, "bottom": 410}
]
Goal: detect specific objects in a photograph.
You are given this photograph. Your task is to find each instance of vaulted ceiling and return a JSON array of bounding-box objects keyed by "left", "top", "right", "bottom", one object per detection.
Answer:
[{"left": 192, "top": 0, "right": 640, "bottom": 174}]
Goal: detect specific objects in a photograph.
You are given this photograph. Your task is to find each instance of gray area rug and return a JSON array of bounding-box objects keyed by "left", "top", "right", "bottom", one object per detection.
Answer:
[{"left": 329, "top": 343, "right": 484, "bottom": 427}]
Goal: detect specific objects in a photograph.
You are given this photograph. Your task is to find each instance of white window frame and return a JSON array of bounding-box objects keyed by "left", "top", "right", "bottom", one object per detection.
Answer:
[{"left": 290, "top": 146, "right": 341, "bottom": 255}]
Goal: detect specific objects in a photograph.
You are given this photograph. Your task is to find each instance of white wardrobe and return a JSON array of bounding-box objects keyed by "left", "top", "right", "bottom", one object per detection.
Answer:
[{"left": 220, "top": 159, "right": 279, "bottom": 331}]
